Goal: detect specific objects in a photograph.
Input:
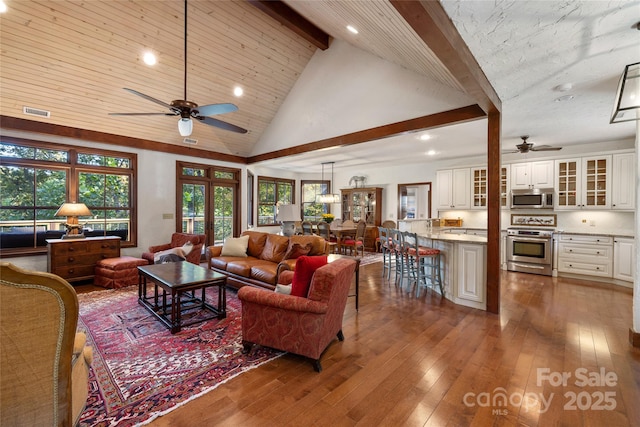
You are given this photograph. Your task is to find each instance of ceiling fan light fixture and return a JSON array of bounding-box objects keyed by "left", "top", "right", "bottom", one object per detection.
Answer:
[{"left": 178, "top": 118, "right": 193, "bottom": 136}]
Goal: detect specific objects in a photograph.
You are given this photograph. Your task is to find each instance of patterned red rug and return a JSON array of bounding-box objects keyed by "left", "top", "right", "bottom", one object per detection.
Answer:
[{"left": 77, "top": 287, "right": 283, "bottom": 426}]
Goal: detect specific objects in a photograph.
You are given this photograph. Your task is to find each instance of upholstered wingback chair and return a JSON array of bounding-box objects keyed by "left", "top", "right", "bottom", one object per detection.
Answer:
[
  {"left": 0, "top": 262, "right": 93, "bottom": 426},
  {"left": 141, "top": 232, "right": 206, "bottom": 265},
  {"left": 238, "top": 257, "right": 357, "bottom": 372}
]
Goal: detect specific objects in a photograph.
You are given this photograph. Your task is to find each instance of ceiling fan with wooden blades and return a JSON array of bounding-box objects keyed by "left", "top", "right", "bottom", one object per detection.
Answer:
[
  {"left": 109, "top": 0, "right": 247, "bottom": 136},
  {"left": 504, "top": 136, "right": 562, "bottom": 154}
]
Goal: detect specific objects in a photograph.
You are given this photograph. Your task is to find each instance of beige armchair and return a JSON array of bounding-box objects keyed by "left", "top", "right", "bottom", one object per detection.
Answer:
[{"left": 1, "top": 262, "right": 93, "bottom": 426}]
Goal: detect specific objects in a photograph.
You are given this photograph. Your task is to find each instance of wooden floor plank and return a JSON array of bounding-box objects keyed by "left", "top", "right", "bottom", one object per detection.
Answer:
[{"left": 76, "top": 263, "right": 639, "bottom": 426}]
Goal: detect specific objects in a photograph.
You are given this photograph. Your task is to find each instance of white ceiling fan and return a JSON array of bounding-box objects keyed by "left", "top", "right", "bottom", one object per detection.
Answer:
[{"left": 108, "top": 0, "right": 247, "bottom": 137}]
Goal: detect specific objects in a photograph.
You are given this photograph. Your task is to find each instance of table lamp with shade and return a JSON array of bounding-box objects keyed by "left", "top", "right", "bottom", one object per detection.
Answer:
[
  {"left": 54, "top": 202, "right": 92, "bottom": 239},
  {"left": 276, "top": 204, "right": 301, "bottom": 237}
]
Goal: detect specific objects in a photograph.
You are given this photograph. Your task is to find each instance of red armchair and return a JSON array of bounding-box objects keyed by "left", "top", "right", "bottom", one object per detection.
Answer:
[
  {"left": 238, "top": 257, "right": 357, "bottom": 372},
  {"left": 141, "top": 232, "right": 206, "bottom": 265}
]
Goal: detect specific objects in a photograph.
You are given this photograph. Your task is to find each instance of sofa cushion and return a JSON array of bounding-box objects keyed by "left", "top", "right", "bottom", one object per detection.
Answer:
[
  {"left": 291, "top": 255, "right": 328, "bottom": 298},
  {"left": 241, "top": 231, "right": 269, "bottom": 258},
  {"left": 226, "top": 260, "right": 255, "bottom": 278},
  {"left": 289, "top": 235, "right": 326, "bottom": 256},
  {"left": 250, "top": 262, "right": 279, "bottom": 284},
  {"left": 210, "top": 255, "right": 258, "bottom": 271},
  {"left": 221, "top": 235, "right": 249, "bottom": 257},
  {"left": 283, "top": 242, "right": 312, "bottom": 260},
  {"left": 259, "top": 234, "right": 289, "bottom": 263}
]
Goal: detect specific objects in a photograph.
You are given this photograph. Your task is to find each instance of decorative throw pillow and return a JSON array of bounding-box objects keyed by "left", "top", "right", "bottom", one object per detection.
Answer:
[
  {"left": 290, "top": 255, "right": 328, "bottom": 298},
  {"left": 283, "top": 243, "right": 312, "bottom": 260},
  {"left": 220, "top": 235, "right": 249, "bottom": 257},
  {"left": 181, "top": 241, "right": 194, "bottom": 256},
  {"left": 274, "top": 284, "right": 292, "bottom": 295}
]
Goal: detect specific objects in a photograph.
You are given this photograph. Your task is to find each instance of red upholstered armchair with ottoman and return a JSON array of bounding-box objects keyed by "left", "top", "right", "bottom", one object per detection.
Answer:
[
  {"left": 141, "top": 232, "right": 206, "bottom": 265},
  {"left": 237, "top": 257, "right": 357, "bottom": 372}
]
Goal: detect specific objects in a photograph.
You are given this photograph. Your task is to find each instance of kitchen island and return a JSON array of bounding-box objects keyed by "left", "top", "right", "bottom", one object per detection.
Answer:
[{"left": 415, "top": 231, "right": 487, "bottom": 311}]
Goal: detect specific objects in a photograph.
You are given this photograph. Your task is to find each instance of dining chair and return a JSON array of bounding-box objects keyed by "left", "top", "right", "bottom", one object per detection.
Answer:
[
  {"left": 375, "top": 220, "right": 397, "bottom": 252},
  {"left": 316, "top": 221, "right": 338, "bottom": 253},
  {"left": 341, "top": 220, "right": 366, "bottom": 257},
  {"left": 388, "top": 228, "right": 405, "bottom": 285},
  {"left": 377, "top": 227, "right": 394, "bottom": 279},
  {"left": 401, "top": 231, "right": 442, "bottom": 296},
  {"left": 301, "top": 221, "right": 315, "bottom": 235}
]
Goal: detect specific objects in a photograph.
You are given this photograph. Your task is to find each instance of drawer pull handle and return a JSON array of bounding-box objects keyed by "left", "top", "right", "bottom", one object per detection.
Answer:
[
  {"left": 68, "top": 257, "right": 74, "bottom": 262},
  {"left": 596, "top": 267, "right": 600, "bottom": 270},
  {"left": 568, "top": 249, "right": 572, "bottom": 252},
  {"left": 68, "top": 269, "right": 74, "bottom": 274},
  {"left": 69, "top": 247, "right": 75, "bottom": 252},
  {"left": 596, "top": 251, "right": 600, "bottom": 255}
]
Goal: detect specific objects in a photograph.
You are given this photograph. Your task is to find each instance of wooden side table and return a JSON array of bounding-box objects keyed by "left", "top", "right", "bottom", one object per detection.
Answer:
[{"left": 47, "top": 236, "right": 121, "bottom": 282}]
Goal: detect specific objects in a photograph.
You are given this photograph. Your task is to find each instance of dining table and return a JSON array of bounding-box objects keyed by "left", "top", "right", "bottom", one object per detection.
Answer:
[{"left": 329, "top": 224, "right": 358, "bottom": 254}]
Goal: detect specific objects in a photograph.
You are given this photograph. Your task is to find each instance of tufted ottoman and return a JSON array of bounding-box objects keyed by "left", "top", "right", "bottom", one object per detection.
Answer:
[{"left": 94, "top": 256, "right": 148, "bottom": 289}]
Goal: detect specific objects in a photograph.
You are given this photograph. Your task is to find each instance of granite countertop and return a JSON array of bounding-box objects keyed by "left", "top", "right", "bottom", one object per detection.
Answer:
[
  {"left": 416, "top": 232, "right": 487, "bottom": 244},
  {"left": 553, "top": 229, "right": 635, "bottom": 238}
]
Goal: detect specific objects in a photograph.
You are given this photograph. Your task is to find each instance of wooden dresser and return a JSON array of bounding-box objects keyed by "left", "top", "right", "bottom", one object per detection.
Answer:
[{"left": 47, "top": 236, "right": 121, "bottom": 282}]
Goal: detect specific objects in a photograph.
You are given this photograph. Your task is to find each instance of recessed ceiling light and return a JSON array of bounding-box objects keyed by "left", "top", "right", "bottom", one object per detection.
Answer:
[
  {"left": 142, "top": 51, "right": 157, "bottom": 66},
  {"left": 554, "top": 95, "right": 575, "bottom": 102},
  {"left": 426, "top": 150, "right": 436, "bottom": 156},
  {"left": 233, "top": 86, "right": 244, "bottom": 97},
  {"left": 346, "top": 25, "right": 358, "bottom": 34},
  {"left": 419, "top": 134, "right": 431, "bottom": 141},
  {"left": 0, "top": 1, "right": 7, "bottom": 13}
]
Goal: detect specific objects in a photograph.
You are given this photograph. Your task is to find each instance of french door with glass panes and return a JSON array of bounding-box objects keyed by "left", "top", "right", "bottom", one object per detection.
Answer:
[{"left": 177, "top": 162, "right": 240, "bottom": 254}]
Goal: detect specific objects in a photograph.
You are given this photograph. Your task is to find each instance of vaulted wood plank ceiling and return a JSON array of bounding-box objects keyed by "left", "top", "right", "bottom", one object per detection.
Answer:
[{"left": 0, "top": 0, "right": 482, "bottom": 160}]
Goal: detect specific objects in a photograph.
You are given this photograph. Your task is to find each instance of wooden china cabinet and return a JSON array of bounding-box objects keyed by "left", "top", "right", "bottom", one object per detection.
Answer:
[{"left": 340, "top": 187, "right": 382, "bottom": 250}]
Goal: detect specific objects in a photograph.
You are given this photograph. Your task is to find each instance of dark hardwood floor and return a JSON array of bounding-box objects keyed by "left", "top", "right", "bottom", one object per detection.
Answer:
[{"left": 77, "top": 261, "right": 640, "bottom": 426}]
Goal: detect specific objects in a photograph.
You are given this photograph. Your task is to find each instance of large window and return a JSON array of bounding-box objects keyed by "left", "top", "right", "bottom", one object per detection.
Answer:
[
  {"left": 0, "top": 137, "right": 136, "bottom": 255},
  {"left": 177, "top": 162, "right": 240, "bottom": 247},
  {"left": 257, "top": 176, "right": 294, "bottom": 226},
  {"left": 301, "top": 180, "right": 330, "bottom": 222}
]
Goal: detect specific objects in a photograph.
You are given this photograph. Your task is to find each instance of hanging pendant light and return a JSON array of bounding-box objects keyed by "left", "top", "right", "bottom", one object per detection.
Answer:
[{"left": 315, "top": 162, "right": 341, "bottom": 204}]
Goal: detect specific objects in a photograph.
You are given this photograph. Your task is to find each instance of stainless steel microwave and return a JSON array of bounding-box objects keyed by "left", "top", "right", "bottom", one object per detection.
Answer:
[{"left": 510, "top": 188, "right": 554, "bottom": 209}]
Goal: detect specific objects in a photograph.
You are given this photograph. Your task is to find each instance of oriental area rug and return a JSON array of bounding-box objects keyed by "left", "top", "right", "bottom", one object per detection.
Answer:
[
  {"left": 358, "top": 251, "right": 383, "bottom": 266},
  {"left": 77, "top": 287, "right": 283, "bottom": 427}
]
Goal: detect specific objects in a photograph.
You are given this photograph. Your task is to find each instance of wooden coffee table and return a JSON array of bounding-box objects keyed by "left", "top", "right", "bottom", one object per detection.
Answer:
[{"left": 137, "top": 262, "right": 227, "bottom": 333}]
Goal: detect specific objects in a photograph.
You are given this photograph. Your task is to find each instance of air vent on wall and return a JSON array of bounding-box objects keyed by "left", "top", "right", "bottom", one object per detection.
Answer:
[
  {"left": 183, "top": 137, "right": 198, "bottom": 145},
  {"left": 23, "top": 106, "right": 51, "bottom": 118}
]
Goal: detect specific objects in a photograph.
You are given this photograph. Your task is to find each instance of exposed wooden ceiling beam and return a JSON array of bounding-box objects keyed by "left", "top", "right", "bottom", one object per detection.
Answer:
[
  {"left": 390, "top": 0, "right": 501, "bottom": 114},
  {"left": 247, "top": 105, "right": 486, "bottom": 164},
  {"left": 0, "top": 116, "right": 247, "bottom": 164},
  {"left": 248, "top": 0, "right": 330, "bottom": 50}
]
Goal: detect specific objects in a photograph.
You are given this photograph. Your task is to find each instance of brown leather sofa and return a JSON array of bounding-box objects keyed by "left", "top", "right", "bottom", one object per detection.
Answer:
[{"left": 207, "top": 230, "right": 329, "bottom": 290}]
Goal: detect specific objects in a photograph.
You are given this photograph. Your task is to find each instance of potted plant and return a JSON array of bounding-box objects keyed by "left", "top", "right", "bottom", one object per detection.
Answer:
[{"left": 321, "top": 213, "right": 335, "bottom": 224}]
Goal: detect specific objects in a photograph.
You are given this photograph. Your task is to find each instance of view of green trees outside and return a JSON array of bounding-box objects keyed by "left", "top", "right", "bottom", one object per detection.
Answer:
[
  {"left": 181, "top": 184, "right": 234, "bottom": 244},
  {"left": 257, "top": 178, "right": 293, "bottom": 225},
  {"left": 0, "top": 142, "right": 134, "bottom": 248},
  {"left": 0, "top": 166, "right": 66, "bottom": 229},
  {"left": 213, "top": 185, "right": 233, "bottom": 244},
  {"left": 302, "top": 182, "right": 328, "bottom": 221}
]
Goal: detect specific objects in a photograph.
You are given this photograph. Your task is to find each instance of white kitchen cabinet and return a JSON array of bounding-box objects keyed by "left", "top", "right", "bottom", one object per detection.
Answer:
[
  {"left": 471, "top": 166, "right": 510, "bottom": 209},
  {"left": 611, "top": 153, "right": 635, "bottom": 210},
  {"left": 555, "top": 156, "right": 611, "bottom": 210},
  {"left": 613, "top": 237, "right": 635, "bottom": 282},
  {"left": 556, "top": 234, "right": 613, "bottom": 278},
  {"left": 510, "top": 161, "right": 554, "bottom": 190},
  {"left": 455, "top": 243, "right": 486, "bottom": 308},
  {"left": 436, "top": 168, "right": 470, "bottom": 210}
]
